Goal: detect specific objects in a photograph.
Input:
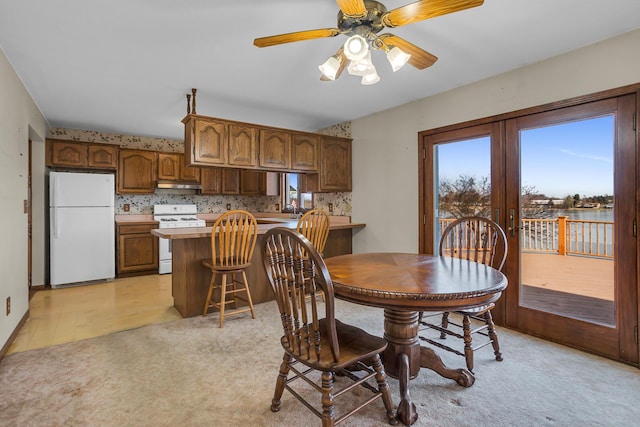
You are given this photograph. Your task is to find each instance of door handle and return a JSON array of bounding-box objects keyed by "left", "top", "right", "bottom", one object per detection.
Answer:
[{"left": 508, "top": 208, "right": 518, "bottom": 237}]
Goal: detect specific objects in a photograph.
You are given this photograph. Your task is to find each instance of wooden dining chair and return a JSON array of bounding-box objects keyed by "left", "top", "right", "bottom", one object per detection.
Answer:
[
  {"left": 419, "top": 216, "right": 508, "bottom": 373},
  {"left": 263, "top": 228, "right": 397, "bottom": 427},
  {"left": 296, "top": 209, "right": 330, "bottom": 255},
  {"left": 202, "top": 210, "right": 257, "bottom": 328}
]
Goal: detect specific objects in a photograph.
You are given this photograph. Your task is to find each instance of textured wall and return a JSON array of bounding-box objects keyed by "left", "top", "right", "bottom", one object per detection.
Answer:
[{"left": 1, "top": 47, "right": 48, "bottom": 350}]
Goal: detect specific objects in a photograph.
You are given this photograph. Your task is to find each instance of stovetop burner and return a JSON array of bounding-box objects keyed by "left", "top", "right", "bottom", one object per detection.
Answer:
[{"left": 153, "top": 204, "right": 206, "bottom": 228}]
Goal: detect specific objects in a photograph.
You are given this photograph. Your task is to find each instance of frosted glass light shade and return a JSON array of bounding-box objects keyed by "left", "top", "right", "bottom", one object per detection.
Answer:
[
  {"left": 318, "top": 56, "right": 341, "bottom": 80},
  {"left": 361, "top": 69, "right": 380, "bottom": 85},
  {"left": 386, "top": 46, "right": 411, "bottom": 72},
  {"left": 343, "top": 35, "right": 369, "bottom": 61},
  {"left": 347, "top": 51, "right": 374, "bottom": 76}
]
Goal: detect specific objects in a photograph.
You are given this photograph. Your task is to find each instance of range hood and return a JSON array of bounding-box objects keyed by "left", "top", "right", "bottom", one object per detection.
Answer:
[{"left": 156, "top": 180, "right": 202, "bottom": 190}]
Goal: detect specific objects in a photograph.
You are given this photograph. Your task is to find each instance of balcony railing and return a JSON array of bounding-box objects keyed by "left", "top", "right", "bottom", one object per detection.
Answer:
[{"left": 439, "top": 216, "right": 613, "bottom": 259}]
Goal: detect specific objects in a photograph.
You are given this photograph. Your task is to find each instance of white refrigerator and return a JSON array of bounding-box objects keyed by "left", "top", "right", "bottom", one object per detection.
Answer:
[{"left": 49, "top": 171, "right": 115, "bottom": 287}]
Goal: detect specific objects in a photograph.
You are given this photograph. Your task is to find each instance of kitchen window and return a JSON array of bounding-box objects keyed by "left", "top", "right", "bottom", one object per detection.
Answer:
[{"left": 282, "top": 173, "right": 313, "bottom": 213}]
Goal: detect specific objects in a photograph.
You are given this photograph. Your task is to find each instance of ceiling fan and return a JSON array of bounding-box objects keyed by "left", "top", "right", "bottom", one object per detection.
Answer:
[{"left": 254, "top": 0, "right": 484, "bottom": 85}]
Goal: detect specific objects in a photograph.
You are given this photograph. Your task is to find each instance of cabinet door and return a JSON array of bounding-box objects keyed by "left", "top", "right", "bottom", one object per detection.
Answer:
[
  {"left": 48, "top": 140, "right": 88, "bottom": 167},
  {"left": 193, "top": 119, "right": 227, "bottom": 165},
  {"left": 88, "top": 144, "right": 118, "bottom": 169},
  {"left": 291, "top": 133, "right": 319, "bottom": 172},
  {"left": 259, "top": 129, "right": 291, "bottom": 169},
  {"left": 200, "top": 168, "right": 222, "bottom": 195},
  {"left": 180, "top": 154, "right": 200, "bottom": 182},
  {"left": 222, "top": 169, "right": 240, "bottom": 194},
  {"left": 228, "top": 124, "right": 257, "bottom": 167},
  {"left": 157, "top": 153, "right": 180, "bottom": 180},
  {"left": 319, "top": 137, "right": 352, "bottom": 192},
  {"left": 117, "top": 150, "right": 157, "bottom": 194},
  {"left": 117, "top": 228, "right": 159, "bottom": 275},
  {"left": 240, "top": 170, "right": 263, "bottom": 195}
]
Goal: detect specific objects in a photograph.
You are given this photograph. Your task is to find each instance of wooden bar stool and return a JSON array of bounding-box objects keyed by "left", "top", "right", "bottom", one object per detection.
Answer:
[
  {"left": 296, "top": 209, "right": 330, "bottom": 255},
  {"left": 202, "top": 210, "right": 258, "bottom": 328}
]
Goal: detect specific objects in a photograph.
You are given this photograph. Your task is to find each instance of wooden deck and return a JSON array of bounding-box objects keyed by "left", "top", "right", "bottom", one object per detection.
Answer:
[{"left": 519, "top": 252, "right": 614, "bottom": 326}]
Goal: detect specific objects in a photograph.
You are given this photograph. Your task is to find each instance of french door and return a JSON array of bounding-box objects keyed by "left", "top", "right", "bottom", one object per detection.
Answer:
[{"left": 420, "top": 92, "right": 639, "bottom": 364}]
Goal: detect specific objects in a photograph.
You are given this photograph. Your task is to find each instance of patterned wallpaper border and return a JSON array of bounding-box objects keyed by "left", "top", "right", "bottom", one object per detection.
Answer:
[{"left": 48, "top": 122, "right": 353, "bottom": 216}]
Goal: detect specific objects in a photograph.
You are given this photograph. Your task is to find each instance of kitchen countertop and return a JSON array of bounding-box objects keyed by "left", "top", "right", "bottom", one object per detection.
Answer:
[
  {"left": 151, "top": 221, "right": 365, "bottom": 240},
  {"left": 115, "top": 214, "right": 157, "bottom": 224}
]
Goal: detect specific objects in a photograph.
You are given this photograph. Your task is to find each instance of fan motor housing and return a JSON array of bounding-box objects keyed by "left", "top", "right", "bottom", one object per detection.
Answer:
[{"left": 337, "top": 0, "right": 387, "bottom": 35}]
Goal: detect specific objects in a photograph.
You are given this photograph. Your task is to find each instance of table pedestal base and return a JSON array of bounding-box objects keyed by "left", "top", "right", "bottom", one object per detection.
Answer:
[{"left": 383, "top": 309, "right": 475, "bottom": 426}]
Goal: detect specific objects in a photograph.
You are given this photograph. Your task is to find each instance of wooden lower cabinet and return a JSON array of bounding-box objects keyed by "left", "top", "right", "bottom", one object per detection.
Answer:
[{"left": 117, "top": 223, "right": 158, "bottom": 277}]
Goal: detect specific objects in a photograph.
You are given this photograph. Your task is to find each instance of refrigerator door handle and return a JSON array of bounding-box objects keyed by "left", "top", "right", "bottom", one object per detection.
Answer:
[{"left": 52, "top": 209, "right": 60, "bottom": 238}]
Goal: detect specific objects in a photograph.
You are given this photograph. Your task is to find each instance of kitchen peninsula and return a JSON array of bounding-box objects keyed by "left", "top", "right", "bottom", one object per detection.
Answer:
[{"left": 151, "top": 217, "right": 364, "bottom": 317}]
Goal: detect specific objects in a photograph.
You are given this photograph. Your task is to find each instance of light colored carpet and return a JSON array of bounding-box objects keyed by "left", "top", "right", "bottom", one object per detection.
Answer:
[{"left": 1, "top": 299, "right": 639, "bottom": 426}]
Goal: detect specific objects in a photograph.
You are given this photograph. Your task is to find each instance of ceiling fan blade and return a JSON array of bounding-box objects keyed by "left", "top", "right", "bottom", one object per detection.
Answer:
[
  {"left": 254, "top": 28, "right": 340, "bottom": 48},
  {"left": 335, "top": 0, "right": 367, "bottom": 17},
  {"left": 320, "top": 47, "right": 348, "bottom": 81},
  {"left": 378, "top": 34, "right": 438, "bottom": 69},
  {"left": 382, "top": 0, "right": 484, "bottom": 28}
]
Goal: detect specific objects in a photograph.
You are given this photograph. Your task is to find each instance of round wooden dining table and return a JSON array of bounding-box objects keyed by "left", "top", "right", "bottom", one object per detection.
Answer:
[{"left": 324, "top": 252, "right": 508, "bottom": 426}]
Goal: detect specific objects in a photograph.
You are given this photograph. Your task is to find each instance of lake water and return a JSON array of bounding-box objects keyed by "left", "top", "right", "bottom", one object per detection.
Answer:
[{"left": 553, "top": 208, "right": 614, "bottom": 222}]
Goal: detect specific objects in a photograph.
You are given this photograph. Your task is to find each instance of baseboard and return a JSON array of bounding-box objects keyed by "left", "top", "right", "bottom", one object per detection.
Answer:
[{"left": 0, "top": 310, "right": 29, "bottom": 362}]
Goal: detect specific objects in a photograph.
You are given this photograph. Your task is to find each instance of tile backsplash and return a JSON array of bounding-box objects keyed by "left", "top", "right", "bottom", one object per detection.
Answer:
[{"left": 49, "top": 123, "right": 352, "bottom": 216}]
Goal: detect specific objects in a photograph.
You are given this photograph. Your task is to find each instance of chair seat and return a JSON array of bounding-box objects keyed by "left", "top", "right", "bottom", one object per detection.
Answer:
[
  {"left": 281, "top": 320, "right": 387, "bottom": 371},
  {"left": 457, "top": 302, "right": 495, "bottom": 316},
  {"left": 201, "top": 259, "right": 251, "bottom": 272}
]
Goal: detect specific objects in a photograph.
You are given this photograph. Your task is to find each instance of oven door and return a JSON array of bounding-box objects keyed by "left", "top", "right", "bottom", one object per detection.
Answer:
[{"left": 158, "top": 236, "right": 172, "bottom": 274}]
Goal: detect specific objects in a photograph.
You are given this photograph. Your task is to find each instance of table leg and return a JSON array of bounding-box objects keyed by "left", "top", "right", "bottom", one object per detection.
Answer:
[
  {"left": 382, "top": 309, "right": 420, "bottom": 425},
  {"left": 397, "top": 352, "right": 418, "bottom": 425},
  {"left": 381, "top": 308, "right": 475, "bottom": 426},
  {"left": 419, "top": 346, "right": 475, "bottom": 387}
]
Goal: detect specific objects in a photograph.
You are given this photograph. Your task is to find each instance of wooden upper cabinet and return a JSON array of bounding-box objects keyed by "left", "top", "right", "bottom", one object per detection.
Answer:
[
  {"left": 158, "top": 152, "right": 200, "bottom": 182},
  {"left": 259, "top": 129, "right": 290, "bottom": 170},
  {"left": 240, "top": 170, "right": 263, "bottom": 195},
  {"left": 320, "top": 137, "right": 352, "bottom": 192},
  {"left": 228, "top": 124, "right": 257, "bottom": 167},
  {"left": 302, "top": 136, "right": 352, "bottom": 193},
  {"left": 291, "top": 133, "right": 319, "bottom": 172},
  {"left": 47, "top": 139, "right": 117, "bottom": 170},
  {"left": 183, "top": 115, "right": 347, "bottom": 190},
  {"left": 158, "top": 153, "right": 180, "bottom": 180},
  {"left": 48, "top": 140, "right": 88, "bottom": 167},
  {"left": 117, "top": 149, "right": 157, "bottom": 194},
  {"left": 221, "top": 169, "right": 240, "bottom": 194},
  {"left": 88, "top": 144, "right": 117, "bottom": 169},
  {"left": 180, "top": 154, "right": 200, "bottom": 182},
  {"left": 184, "top": 116, "right": 227, "bottom": 166},
  {"left": 200, "top": 168, "right": 222, "bottom": 195}
]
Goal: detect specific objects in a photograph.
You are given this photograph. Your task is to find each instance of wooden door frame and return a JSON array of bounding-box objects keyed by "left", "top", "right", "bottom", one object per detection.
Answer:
[{"left": 419, "top": 83, "right": 640, "bottom": 365}]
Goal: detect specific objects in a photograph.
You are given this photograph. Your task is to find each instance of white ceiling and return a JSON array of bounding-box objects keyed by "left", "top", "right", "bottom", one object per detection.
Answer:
[{"left": 2, "top": 0, "right": 640, "bottom": 140}]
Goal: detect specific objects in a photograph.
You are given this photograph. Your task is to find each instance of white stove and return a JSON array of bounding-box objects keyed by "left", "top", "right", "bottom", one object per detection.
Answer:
[{"left": 153, "top": 204, "right": 206, "bottom": 274}]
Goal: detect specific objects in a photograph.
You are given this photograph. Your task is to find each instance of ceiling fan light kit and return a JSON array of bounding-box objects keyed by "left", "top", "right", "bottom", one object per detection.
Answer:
[
  {"left": 386, "top": 46, "right": 412, "bottom": 72},
  {"left": 254, "top": 0, "right": 484, "bottom": 85},
  {"left": 318, "top": 55, "right": 343, "bottom": 80},
  {"left": 344, "top": 34, "right": 369, "bottom": 60}
]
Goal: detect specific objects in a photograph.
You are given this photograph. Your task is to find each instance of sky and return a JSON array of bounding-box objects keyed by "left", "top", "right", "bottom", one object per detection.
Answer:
[{"left": 437, "top": 114, "right": 615, "bottom": 199}]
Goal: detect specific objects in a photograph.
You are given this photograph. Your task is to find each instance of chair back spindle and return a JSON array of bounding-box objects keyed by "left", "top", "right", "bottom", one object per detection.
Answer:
[
  {"left": 439, "top": 216, "right": 507, "bottom": 271},
  {"left": 264, "top": 229, "right": 338, "bottom": 362},
  {"left": 296, "top": 209, "right": 330, "bottom": 255}
]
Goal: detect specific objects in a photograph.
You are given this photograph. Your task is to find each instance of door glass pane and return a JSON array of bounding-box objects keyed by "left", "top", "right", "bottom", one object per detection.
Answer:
[
  {"left": 435, "top": 137, "right": 491, "bottom": 247},
  {"left": 519, "top": 115, "right": 615, "bottom": 327}
]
